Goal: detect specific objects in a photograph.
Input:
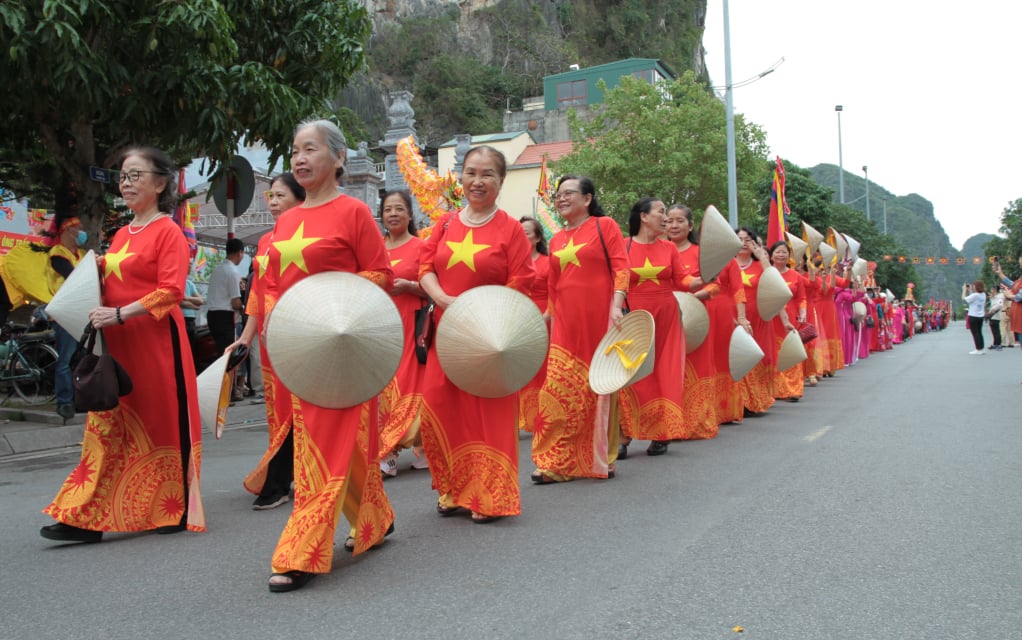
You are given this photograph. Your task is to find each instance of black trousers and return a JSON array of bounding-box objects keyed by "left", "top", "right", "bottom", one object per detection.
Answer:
[
  {"left": 967, "top": 315, "right": 985, "bottom": 350},
  {"left": 206, "top": 310, "right": 236, "bottom": 354}
]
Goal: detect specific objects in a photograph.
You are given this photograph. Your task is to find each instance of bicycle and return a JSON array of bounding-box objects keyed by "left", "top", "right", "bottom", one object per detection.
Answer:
[{"left": 0, "top": 322, "right": 59, "bottom": 405}]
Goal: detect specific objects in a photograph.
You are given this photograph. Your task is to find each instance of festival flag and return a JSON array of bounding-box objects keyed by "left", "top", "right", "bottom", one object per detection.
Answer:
[
  {"left": 766, "top": 156, "right": 788, "bottom": 246},
  {"left": 183, "top": 203, "right": 199, "bottom": 256},
  {"left": 534, "top": 155, "right": 561, "bottom": 239}
]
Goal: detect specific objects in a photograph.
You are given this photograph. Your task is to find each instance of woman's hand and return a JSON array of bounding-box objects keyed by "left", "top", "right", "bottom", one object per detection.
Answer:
[
  {"left": 737, "top": 317, "right": 753, "bottom": 335},
  {"left": 390, "top": 278, "right": 420, "bottom": 296},
  {"left": 88, "top": 306, "right": 121, "bottom": 330},
  {"left": 433, "top": 292, "right": 457, "bottom": 310},
  {"left": 610, "top": 306, "right": 625, "bottom": 329}
]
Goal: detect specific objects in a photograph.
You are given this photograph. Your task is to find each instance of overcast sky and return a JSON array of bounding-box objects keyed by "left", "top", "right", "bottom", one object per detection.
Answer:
[{"left": 703, "top": 1, "right": 1022, "bottom": 250}]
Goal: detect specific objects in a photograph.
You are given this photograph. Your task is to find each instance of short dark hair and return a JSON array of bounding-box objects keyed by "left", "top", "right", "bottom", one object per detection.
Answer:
[
  {"left": 767, "top": 240, "right": 788, "bottom": 260},
  {"left": 119, "top": 146, "right": 178, "bottom": 213},
  {"left": 379, "top": 190, "right": 417, "bottom": 237},
  {"left": 666, "top": 204, "right": 697, "bottom": 245},
  {"left": 271, "top": 172, "right": 306, "bottom": 202},
  {"left": 226, "top": 238, "right": 244, "bottom": 254},
  {"left": 556, "top": 175, "right": 605, "bottom": 217}
]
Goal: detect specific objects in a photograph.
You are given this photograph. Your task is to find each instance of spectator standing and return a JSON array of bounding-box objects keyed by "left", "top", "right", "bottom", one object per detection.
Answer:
[
  {"left": 206, "top": 238, "right": 244, "bottom": 398},
  {"left": 962, "top": 281, "right": 987, "bottom": 354},
  {"left": 988, "top": 289, "right": 1005, "bottom": 351}
]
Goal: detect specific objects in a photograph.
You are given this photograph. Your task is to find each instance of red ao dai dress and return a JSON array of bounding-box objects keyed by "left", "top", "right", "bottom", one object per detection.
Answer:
[
  {"left": 735, "top": 259, "right": 776, "bottom": 413},
  {"left": 518, "top": 253, "right": 550, "bottom": 432},
  {"left": 674, "top": 243, "right": 720, "bottom": 439},
  {"left": 772, "top": 268, "right": 807, "bottom": 400}
]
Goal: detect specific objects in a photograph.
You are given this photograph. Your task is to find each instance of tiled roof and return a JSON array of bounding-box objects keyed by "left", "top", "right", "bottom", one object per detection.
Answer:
[{"left": 513, "top": 141, "right": 574, "bottom": 167}]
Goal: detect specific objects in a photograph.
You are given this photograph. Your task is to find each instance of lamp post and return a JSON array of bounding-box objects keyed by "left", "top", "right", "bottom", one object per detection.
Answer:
[
  {"left": 883, "top": 197, "right": 887, "bottom": 234},
  {"left": 723, "top": 0, "right": 738, "bottom": 228},
  {"left": 835, "top": 105, "right": 845, "bottom": 203},
  {"left": 862, "top": 165, "right": 870, "bottom": 221}
]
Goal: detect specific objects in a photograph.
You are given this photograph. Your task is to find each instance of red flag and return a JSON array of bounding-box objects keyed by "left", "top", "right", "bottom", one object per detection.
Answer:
[{"left": 766, "top": 156, "right": 788, "bottom": 246}]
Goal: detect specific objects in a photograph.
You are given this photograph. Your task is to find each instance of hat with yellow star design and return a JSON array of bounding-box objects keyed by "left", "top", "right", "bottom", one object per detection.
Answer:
[
  {"left": 435, "top": 285, "right": 548, "bottom": 398},
  {"left": 265, "top": 272, "right": 403, "bottom": 408},
  {"left": 674, "top": 291, "right": 709, "bottom": 354},
  {"left": 728, "top": 325, "right": 764, "bottom": 381},
  {"left": 196, "top": 351, "right": 233, "bottom": 440},
  {"left": 46, "top": 250, "right": 100, "bottom": 339},
  {"left": 756, "top": 266, "right": 793, "bottom": 321},
  {"left": 589, "top": 310, "right": 656, "bottom": 395},
  {"left": 698, "top": 205, "right": 743, "bottom": 282},
  {"left": 776, "top": 329, "right": 808, "bottom": 372}
]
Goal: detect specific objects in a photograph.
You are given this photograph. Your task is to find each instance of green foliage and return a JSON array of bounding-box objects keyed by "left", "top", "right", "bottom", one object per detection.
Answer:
[
  {"left": 554, "top": 72, "right": 767, "bottom": 227},
  {"left": 0, "top": 0, "right": 371, "bottom": 232}
]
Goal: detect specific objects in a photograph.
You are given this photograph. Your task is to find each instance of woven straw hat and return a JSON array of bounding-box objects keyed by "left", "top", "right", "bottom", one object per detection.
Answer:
[
  {"left": 802, "top": 222, "right": 824, "bottom": 255},
  {"left": 786, "top": 232, "right": 809, "bottom": 263},
  {"left": 826, "top": 227, "right": 849, "bottom": 262},
  {"left": 196, "top": 352, "right": 232, "bottom": 440},
  {"left": 776, "top": 330, "right": 808, "bottom": 372},
  {"left": 851, "top": 257, "right": 868, "bottom": 280},
  {"left": 589, "top": 310, "right": 656, "bottom": 395},
  {"left": 265, "top": 271, "right": 403, "bottom": 409},
  {"left": 818, "top": 241, "right": 837, "bottom": 267},
  {"left": 674, "top": 291, "right": 709, "bottom": 353},
  {"left": 435, "top": 285, "right": 548, "bottom": 398},
  {"left": 757, "top": 266, "right": 793, "bottom": 321},
  {"left": 698, "top": 205, "right": 743, "bottom": 281},
  {"left": 46, "top": 250, "right": 100, "bottom": 339},
  {"left": 844, "top": 234, "right": 861, "bottom": 262},
  {"left": 852, "top": 300, "right": 867, "bottom": 320},
  {"left": 728, "top": 325, "right": 764, "bottom": 381}
]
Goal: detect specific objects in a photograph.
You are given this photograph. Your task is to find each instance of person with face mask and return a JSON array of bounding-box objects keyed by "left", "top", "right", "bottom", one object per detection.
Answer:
[{"left": 45, "top": 214, "right": 88, "bottom": 420}]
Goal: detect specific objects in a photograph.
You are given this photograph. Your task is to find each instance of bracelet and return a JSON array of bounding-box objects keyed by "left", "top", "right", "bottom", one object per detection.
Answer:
[{"left": 115, "top": 307, "right": 125, "bottom": 325}]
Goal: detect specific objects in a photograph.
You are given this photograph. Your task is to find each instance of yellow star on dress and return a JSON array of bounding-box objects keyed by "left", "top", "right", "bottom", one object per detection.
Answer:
[
  {"left": 631, "top": 257, "right": 666, "bottom": 285},
  {"left": 273, "top": 222, "right": 322, "bottom": 275},
  {"left": 390, "top": 258, "right": 402, "bottom": 267},
  {"left": 554, "top": 238, "right": 587, "bottom": 270},
  {"left": 740, "top": 269, "right": 755, "bottom": 287},
  {"left": 445, "top": 230, "right": 491, "bottom": 272},
  {"left": 104, "top": 240, "right": 136, "bottom": 280},
  {"left": 254, "top": 253, "right": 270, "bottom": 277}
]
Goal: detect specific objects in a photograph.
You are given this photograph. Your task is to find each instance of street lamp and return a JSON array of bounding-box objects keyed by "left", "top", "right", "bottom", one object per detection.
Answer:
[
  {"left": 882, "top": 197, "right": 887, "bottom": 234},
  {"left": 723, "top": 0, "right": 738, "bottom": 228},
  {"left": 862, "top": 165, "right": 870, "bottom": 221},
  {"left": 835, "top": 105, "right": 844, "bottom": 203}
]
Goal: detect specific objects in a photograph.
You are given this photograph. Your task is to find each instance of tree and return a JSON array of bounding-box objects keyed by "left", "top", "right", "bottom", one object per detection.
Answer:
[
  {"left": 0, "top": 0, "right": 370, "bottom": 235},
  {"left": 554, "top": 72, "right": 768, "bottom": 227}
]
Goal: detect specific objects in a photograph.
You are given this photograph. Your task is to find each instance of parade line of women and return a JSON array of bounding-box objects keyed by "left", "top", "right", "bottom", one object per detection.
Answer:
[{"left": 38, "top": 123, "right": 924, "bottom": 593}]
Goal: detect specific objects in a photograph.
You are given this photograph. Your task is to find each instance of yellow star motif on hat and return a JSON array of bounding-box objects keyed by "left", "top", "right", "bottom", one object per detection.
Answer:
[
  {"left": 273, "top": 221, "right": 322, "bottom": 275},
  {"left": 445, "top": 230, "right": 491, "bottom": 272},
  {"left": 554, "top": 237, "right": 587, "bottom": 270},
  {"left": 631, "top": 257, "right": 666, "bottom": 285},
  {"left": 740, "top": 269, "right": 756, "bottom": 287},
  {"left": 104, "top": 240, "right": 135, "bottom": 280}
]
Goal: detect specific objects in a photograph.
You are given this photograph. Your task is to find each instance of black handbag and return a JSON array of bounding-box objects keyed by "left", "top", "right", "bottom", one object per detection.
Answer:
[
  {"left": 72, "top": 325, "right": 133, "bottom": 412},
  {"left": 414, "top": 302, "right": 435, "bottom": 365}
]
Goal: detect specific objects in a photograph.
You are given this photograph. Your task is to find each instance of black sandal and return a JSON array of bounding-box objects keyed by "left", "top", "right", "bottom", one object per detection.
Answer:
[
  {"left": 436, "top": 502, "right": 464, "bottom": 517},
  {"left": 268, "top": 570, "right": 314, "bottom": 593}
]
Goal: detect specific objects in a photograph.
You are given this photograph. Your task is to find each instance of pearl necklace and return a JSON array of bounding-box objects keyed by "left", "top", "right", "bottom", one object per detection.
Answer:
[
  {"left": 460, "top": 205, "right": 498, "bottom": 227},
  {"left": 127, "top": 213, "right": 166, "bottom": 235},
  {"left": 564, "top": 215, "right": 590, "bottom": 231}
]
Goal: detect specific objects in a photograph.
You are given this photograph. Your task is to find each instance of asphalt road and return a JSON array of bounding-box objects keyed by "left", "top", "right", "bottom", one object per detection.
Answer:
[{"left": 2, "top": 324, "right": 1020, "bottom": 640}]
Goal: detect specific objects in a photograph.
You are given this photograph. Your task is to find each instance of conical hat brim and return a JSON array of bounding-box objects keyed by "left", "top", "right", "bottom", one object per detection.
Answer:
[
  {"left": 827, "top": 227, "right": 848, "bottom": 262},
  {"left": 851, "top": 258, "right": 868, "bottom": 280},
  {"left": 757, "top": 266, "right": 793, "bottom": 321},
  {"left": 674, "top": 291, "right": 709, "bottom": 353},
  {"left": 45, "top": 250, "right": 101, "bottom": 338},
  {"left": 589, "top": 310, "right": 656, "bottom": 395},
  {"left": 852, "top": 301, "right": 867, "bottom": 319},
  {"left": 777, "top": 330, "right": 808, "bottom": 371},
  {"left": 698, "top": 205, "right": 742, "bottom": 281},
  {"left": 844, "top": 234, "right": 861, "bottom": 262},
  {"left": 818, "top": 242, "right": 837, "bottom": 267},
  {"left": 786, "top": 232, "right": 809, "bottom": 262},
  {"left": 266, "top": 272, "right": 403, "bottom": 409},
  {"left": 729, "top": 326, "right": 764, "bottom": 381},
  {"left": 802, "top": 222, "right": 824, "bottom": 255},
  {"left": 436, "top": 286, "right": 549, "bottom": 398},
  {"left": 196, "top": 352, "right": 231, "bottom": 439}
]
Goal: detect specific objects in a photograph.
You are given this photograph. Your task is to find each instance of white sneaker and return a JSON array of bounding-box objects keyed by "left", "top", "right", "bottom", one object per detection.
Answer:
[
  {"left": 968, "top": 350, "right": 985, "bottom": 355},
  {"left": 410, "top": 446, "right": 429, "bottom": 470},
  {"left": 380, "top": 453, "right": 398, "bottom": 478}
]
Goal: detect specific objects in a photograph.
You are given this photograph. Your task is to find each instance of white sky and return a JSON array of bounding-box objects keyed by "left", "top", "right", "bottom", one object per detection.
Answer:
[{"left": 703, "top": 0, "right": 1022, "bottom": 250}]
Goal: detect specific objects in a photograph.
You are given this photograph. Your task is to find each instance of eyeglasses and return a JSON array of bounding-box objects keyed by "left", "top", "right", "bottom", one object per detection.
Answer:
[
  {"left": 554, "top": 189, "right": 579, "bottom": 200},
  {"left": 118, "top": 169, "right": 160, "bottom": 184}
]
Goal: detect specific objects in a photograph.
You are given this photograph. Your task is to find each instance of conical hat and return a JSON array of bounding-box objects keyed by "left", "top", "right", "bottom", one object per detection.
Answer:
[
  {"left": 698, "top": 205, "right": 742, "bottom": 281},
  {"left": 851, "top": 257, "right": 868, "bottom": 280},
  {"left": 826, "top": 227, "right": 849, "bottom": 262},
  {"left": 674, "top": 291, "right": 709, "bottom": 353},
  {"left": 802, "top": 222, "right": 824, "bottom": 255},
  {"left": 589, "top": 310, "right": 656, "bottom": 395},
  {"left": 196, "top": 352, "right": 232, "bottom": 440},
  {"left": 844, "top": 234, "right": 861, "bottom": 262},
  {"left": 818, "top": 241, "right": 837, "bottom": 267},
  {"left": 46, "top": 250, "right": 101, "bottom": 339},
  {"left": 852, "top": 300, "right": 867, "bottom": 320},
  {"left": 786, "top": 232, "right": 809, "bottom": 263},
  {"left": 776, "top": 330, "right": 808, "bottom": 371},
  {"left": 729, "top": 325, "right": 764, "bottom": 381},
  {"left": 757, "top": 266, "right": 793, "bottom": 321},
  {"left": 265, "top": 271, "right": 403, "bottom": 409},
  {"left": 436, "top": 285, "right": 548, "bottom": 398}
]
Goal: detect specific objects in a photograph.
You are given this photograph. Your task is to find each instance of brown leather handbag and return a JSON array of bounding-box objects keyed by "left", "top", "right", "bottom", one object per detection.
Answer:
[{"left": 73, "top": 325, "right": 133, "bottom": 412}]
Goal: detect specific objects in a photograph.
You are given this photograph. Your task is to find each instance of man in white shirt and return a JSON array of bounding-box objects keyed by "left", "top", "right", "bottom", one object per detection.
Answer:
[{"left": 206, "top": 238, "right": 244, "bottom": 357}]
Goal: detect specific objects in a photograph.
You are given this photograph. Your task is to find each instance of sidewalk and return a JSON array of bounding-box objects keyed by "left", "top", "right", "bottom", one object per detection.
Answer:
[{"left": 0, "top": 397, "right": 270, "bottom": 458}]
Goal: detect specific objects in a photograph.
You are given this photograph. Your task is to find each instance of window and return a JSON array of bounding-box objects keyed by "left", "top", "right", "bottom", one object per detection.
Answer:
[{"left": 557, "top": 79, "right": 586, "bottom": 107}]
